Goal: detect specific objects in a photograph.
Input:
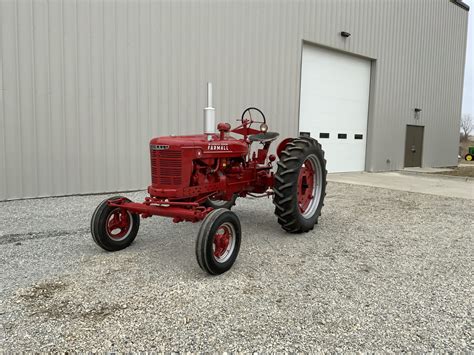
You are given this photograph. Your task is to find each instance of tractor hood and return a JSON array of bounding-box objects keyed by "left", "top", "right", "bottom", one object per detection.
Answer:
[{"left": 149, "top": 134, "right": 248, "bottom": 158}]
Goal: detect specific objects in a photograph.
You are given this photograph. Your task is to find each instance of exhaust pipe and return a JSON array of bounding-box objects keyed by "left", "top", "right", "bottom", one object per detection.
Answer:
[{"left": 203, "top": 82, "right": 215, "bottom": 140}]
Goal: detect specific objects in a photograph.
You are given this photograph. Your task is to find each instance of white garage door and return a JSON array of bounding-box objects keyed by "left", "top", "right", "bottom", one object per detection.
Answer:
[{"left": 299, "top": 44, "right": 371, "bottom": 173}]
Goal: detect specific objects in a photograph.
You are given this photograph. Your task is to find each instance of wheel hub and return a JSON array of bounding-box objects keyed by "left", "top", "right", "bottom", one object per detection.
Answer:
[
  {"left": 297, "top": 158, "right": 315, "bottom": 215},
  {"left": 213, "top": 225, "right": 233, "bottom": 261},
  {"left": 106, "top": 209, "right": 132, "bottom": 240}
]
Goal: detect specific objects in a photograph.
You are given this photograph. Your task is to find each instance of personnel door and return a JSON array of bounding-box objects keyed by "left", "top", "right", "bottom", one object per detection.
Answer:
[{"left": 404, "top": 125, "right": 424, "bottom": 167}]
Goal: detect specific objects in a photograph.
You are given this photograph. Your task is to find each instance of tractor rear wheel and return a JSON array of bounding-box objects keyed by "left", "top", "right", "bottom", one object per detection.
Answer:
[
  {"left": 273, "top": 137, "right": 327, "bottom": 233},
  {"left": 195, "top": 209, "right": 241, "bottom": 275},
  {"left": 203, "top": 194, "right": 238, "bottom": 210},
  {"left": 91, "top": 196, "right": 140, "bottom": 251}
]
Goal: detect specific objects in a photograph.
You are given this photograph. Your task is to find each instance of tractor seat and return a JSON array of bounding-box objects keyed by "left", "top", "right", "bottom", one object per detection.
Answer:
[{"left": 249, "top": 131, "right": 280, "bottom": 143}]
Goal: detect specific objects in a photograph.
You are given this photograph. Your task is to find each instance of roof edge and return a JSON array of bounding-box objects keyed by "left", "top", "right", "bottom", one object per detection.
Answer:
[{"left": 450, "top": 0, "right": 470, "bottom": 11}]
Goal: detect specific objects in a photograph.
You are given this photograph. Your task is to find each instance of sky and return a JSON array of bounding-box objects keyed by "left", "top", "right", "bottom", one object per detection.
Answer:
[{"left": 462, "top": 0, "right": 473, "bottom": 117}]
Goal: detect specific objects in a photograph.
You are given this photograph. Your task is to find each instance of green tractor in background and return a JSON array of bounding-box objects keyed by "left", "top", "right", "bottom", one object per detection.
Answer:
[{"left": 465, "top": 146, "right": 474, "bottom": 161}]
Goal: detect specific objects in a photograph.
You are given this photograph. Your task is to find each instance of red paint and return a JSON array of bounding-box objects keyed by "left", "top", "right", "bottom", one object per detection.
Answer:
[
  {"left": 213, "top": 225, "right": 231, "bottom": 259},
  {"left": 297, "top": 158, "right": 315, "bottom": 214},
  {"left": 108, "top": 198, "right": 210, "bottom": 223},
  {"left": 108, "top": 118, "right": 284, "bottom": 223},
  {"left": 106, "top": 208, "right": 131, "bottom": 239}
]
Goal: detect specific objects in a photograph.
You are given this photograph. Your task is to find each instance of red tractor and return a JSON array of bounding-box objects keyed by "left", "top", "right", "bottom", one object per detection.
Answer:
[{"left": 91, "top": 83, "right": 327, "bottom": 275}]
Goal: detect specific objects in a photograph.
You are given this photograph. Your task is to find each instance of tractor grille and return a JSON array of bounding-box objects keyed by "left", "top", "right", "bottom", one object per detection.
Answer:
[{"left": 150, "top": 149, "right": 182, "bottom": 186}]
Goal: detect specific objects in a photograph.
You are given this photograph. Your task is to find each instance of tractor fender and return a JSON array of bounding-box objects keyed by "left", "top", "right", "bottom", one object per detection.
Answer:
[{"left": 276, "top": 137, "right": 294, "bottom": 158}]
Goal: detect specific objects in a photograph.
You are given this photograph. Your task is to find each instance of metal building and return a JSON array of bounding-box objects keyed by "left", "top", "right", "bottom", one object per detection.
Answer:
[{"left": 0, "top": 0, "right": 469, "bottom": 200}]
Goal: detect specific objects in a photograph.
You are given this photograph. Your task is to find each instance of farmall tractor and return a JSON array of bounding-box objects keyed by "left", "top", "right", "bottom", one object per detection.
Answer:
[{"left": 91, "top": 83, "right": 327, "bottom": 275}]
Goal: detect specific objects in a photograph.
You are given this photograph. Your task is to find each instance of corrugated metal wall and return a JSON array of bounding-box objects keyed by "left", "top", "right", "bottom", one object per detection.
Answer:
[{"left": 0, "top": 0, "right": 468, "bottom": 200}]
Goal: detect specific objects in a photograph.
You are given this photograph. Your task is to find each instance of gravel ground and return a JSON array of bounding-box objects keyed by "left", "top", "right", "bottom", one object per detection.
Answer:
[{"left": 0, "top": 182, "right": 473, "bottom": 352}]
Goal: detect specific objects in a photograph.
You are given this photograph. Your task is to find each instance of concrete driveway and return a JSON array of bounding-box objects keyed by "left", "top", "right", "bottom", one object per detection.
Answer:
[{"left": 327, "top": 171, "right": 474, "bottom": 200}]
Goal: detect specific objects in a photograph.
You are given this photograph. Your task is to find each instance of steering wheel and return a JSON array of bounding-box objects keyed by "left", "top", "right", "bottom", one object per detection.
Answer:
[{"left": 241, "top": 107, "right": 266, "bottom": 128}]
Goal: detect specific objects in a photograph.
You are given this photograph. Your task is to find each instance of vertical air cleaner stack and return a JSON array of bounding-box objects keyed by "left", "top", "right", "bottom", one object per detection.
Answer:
[{"left": 204, "top": 82, "right": 215, "bottom": 140}]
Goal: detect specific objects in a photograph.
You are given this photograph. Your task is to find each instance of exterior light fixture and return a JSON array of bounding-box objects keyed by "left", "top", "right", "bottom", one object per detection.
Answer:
[
  {"left": 414, "top": 108, "right": 422, "bottom": 119},
  {"left": 341, "top": 31, "right": 351, "bottom": 38}
]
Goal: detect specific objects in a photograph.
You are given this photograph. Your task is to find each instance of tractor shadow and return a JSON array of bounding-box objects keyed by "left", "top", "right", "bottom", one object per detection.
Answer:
[
  {"left": 130, "top": 216, "right": 198, "bottom": 273},
  {"left": 113, "top": 198, "right": 309, "bottom": 277}
]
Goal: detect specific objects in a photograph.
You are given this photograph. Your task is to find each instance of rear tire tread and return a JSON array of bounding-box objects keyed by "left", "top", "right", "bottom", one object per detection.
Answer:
[{"left": 273, "top": 136, "right": 327, "bottom": 234}]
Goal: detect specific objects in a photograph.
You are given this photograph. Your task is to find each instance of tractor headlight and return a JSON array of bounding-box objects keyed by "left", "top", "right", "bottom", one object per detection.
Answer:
[{"left": 260, "top": 123, "right": 268, "bottom": 133}]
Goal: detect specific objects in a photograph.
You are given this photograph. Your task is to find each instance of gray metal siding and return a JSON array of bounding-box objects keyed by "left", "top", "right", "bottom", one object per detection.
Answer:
[{"left": 0, "top": 0, "right": 468, "bottom": 200}]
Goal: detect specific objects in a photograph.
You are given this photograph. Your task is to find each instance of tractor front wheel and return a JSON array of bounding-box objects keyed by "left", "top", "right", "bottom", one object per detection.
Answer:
[
  {"left": 91, "top": 196, "right": 140, "bottom": 251},
  {"left": 273, "top": 137, "right": 327, "bottom": 233},
  {"left": 195, "top": 209, "right": 241, "bottom": 275},
  {"left": 465, "top": 153, "right": 473, "bottom": 161}
]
